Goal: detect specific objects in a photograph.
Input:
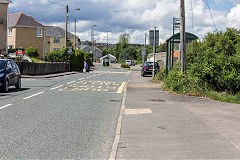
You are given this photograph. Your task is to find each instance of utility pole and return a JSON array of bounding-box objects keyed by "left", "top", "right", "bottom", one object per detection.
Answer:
[
  {"left": 180, "top": 0, "right": 186, "bottom": 74},
  {"left": 91, "top": 25, "right": 97, "bottom": 62},
  {"left": 74, "top": 18, "right": 77, "bottom": 50},
  {"left": 152, "top": 27, "right": 157, "bottom": 79},
  {"left": 65, "top": 5, "right": 69, "bottom": 48},
  {"left": 143, "top": 33, "right": 147, "bottom": 65}
]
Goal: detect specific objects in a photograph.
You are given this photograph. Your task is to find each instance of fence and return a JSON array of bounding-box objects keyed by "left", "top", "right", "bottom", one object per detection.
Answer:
[{"left": 16, "top": 62, "right": 70, "bottom": 75}]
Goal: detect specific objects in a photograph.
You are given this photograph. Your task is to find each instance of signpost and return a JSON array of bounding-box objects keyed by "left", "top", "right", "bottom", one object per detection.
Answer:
[
  {"left": 141, "top": 47, "right": 146, "bottom": 66},
  {"left": 149, "top": 28, "right": 158, "bottom": 79}
]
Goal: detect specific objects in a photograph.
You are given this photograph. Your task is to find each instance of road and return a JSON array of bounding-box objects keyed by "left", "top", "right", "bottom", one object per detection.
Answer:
[{"left": 0, "top": 69, "right": 130, "bottom": 159}]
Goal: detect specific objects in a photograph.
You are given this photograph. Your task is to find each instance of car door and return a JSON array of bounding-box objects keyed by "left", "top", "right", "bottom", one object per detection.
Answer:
[
  {"left": 6, "top": 60, "right": 14, "bottom": 85},
  {"left": 10, "top": 60, "right": 19, "bottom": 85}
]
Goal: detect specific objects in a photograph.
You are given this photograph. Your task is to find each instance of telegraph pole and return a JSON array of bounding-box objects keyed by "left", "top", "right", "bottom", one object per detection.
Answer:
[
  {"left": 180, "top": 0, "right": 186, "bottom": 74},
  {"left": 65, "top": 5, "right": 69, "bottom": 48},
  {"left": 74, "top": 18, "right": 77, "bottom": 50},
  {"left": 152, "top": 27, "right": 156, "bottom": 79},
  {"left": 143, "top": 33, "right": 147, "bottom": 65}
]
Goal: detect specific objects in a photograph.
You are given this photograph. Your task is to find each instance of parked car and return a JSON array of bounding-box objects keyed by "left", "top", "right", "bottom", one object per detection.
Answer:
[
  {"left": 141, "top": 62, "right": 159, "bottom": 77},
  {"left": 126, "top": 60, "right": 135, "bottom": 66},
  {"left": 0, "top": 59, "right": 21, "bottom": 92}
]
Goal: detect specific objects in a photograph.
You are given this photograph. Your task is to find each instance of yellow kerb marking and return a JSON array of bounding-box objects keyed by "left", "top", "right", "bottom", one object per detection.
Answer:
[
  {"left": 116, "top": 82, "right": 126, "bottom": 93},
  {"left": 125, "top": 108, "right": 152, "bottom": 115}
]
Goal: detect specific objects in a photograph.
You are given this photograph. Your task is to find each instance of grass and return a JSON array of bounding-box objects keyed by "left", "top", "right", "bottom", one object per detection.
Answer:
[
  {"left": 153, "top": 79, "right": 240, "bottom": 104},
  {"left": 30, "top": 57, "right": 46, "bottom": 63}
]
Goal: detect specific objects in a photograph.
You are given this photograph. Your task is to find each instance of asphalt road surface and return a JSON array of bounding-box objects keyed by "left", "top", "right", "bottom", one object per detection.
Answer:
[{"left": 0, "top": 69, "right": 130, "bottom": 159}]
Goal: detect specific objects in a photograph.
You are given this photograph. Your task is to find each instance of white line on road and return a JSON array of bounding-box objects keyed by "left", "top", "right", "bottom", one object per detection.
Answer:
[
  {"left": 78, "top": 78, "right": 85, "bottom": 80},
  {"left": 50, "top": 85, "right": 63, "bottom": 90},
  {"left": 67, "top": 81, "right": 76, "bottom": 84},
  {"left": 0, "top": 104, "right": 13, "bottom": 110},
  {"left": 23, "top": 91, "right": 44, "bottom": 100}
]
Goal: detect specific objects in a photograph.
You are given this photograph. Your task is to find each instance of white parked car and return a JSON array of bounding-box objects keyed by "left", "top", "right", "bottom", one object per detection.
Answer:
[{"left": 126, "top": 60, "right": 135, "bottom": 66}]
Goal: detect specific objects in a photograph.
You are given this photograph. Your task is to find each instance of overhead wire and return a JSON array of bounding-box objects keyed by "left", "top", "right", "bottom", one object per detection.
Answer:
[{"left": 204, "top": 0, "right": 218, "bottom": 31}]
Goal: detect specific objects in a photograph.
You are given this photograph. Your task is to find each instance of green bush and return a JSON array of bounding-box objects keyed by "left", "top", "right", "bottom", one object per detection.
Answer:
[
  {"left": 46, "top": 48, "right": 70, "bottom": 62},
  {"left": 26, "top": 47, "right": 39, "bottom": 57},
  {"left": 165, "top": 28, "right": 240, "bottom": 96},
  {"left": 8, "top": 48, "right": 16, "bottom": 53},
  {"left": 153, "top": 68, "right": 166, "bottom": 82},
  {"left": 71, "top": 50, "right": 84, "bottom": 71},
  {"left": 120, "top": 63, "right": 130, "bottom": 68}
]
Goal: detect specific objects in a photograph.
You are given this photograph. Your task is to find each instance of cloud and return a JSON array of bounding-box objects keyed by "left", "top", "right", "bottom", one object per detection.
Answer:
[{"left": 7, "top": 0, "right": 240, "bottom": 44}]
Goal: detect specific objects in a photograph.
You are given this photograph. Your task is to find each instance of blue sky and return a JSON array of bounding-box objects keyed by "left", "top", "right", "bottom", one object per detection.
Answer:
[{"left": 8, "top": 0, "right": 240, "bottom": 44}]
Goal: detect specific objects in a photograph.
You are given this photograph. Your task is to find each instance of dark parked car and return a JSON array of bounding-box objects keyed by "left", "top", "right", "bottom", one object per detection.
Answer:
[
  {"left": 0, "top": 59, "right": 21, "bottom": 92},
  {"left": 141, "top": 62, "right": 159, "bottom": 77}
]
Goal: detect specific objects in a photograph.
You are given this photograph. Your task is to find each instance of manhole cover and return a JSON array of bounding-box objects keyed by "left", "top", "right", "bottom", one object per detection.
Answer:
[{"left": 149, "top": 99, "right": 165, "bottom": 102}]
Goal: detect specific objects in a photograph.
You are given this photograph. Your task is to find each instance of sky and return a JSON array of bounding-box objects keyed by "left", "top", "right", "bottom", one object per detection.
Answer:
[{"left": 8, "top": 0, "right": 240, "bottom": 44}]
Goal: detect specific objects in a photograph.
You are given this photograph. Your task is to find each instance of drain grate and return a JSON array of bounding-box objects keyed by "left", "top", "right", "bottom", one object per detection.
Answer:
[{"left": 125, "top": 108, "right": 152, "bottom": 115}]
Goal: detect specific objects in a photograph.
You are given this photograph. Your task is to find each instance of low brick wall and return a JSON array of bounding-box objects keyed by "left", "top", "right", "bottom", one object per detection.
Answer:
[{"left": 16, "top": 62, "right": 70, "bottom": 75}]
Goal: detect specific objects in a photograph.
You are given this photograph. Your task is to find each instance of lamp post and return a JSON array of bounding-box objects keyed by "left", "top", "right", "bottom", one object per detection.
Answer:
[
  {"left": 74, "top": 8, "right": 80, "bottom": 51},
  {"left": 91, "top": 25, "right": 97, "bottom": 62}
]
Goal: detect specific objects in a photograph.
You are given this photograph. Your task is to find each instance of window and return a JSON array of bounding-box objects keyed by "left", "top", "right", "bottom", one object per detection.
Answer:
[
  {"left": 8, "top": 45, "right": 13, "bottom": 49},
  {"left": 36, "top": 28, "right": 42, "bottom": 37},
  {"left": 8, "top": 28, "right": 12, "bottom": 36},
  {"left": 54, "top": 38, "right": 60, "bottom": 44},
  {"left": 7, "top": 61, "right": 13, "bottom": 69},
  {"left": 53, "top": 48, "right": 60, "bottom": 51}
]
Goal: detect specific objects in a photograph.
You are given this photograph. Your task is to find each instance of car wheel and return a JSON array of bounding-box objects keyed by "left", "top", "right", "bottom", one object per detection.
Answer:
[
  {"left": 3, "top": 79, "right": 9, "bottom": 92},
  {"left": 15, "top": 78, "right": 21, "bottom": 89}
]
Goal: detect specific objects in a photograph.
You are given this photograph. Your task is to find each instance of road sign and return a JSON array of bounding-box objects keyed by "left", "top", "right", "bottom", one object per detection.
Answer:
[
  {"left": 141, "top": 48, "right": 146, "bottom": 56},
  {"left": 149, "top": 30, "right": 159, "bottom": 45},
  {"left": 174, "top": 17, "right": 181, "bottom": 30}
]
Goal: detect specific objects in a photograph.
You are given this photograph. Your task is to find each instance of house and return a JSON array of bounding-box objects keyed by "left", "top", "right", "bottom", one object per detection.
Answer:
[
  {"left": 79, "top": 45, "right": 91, "bottom": 53},
  {"left": 45, "top": 26, "right": 80, "bottom": 53},
  {"left": 147, "top": 51, "right": 179, "bottom": 68},
  {"left": 8, "top": 13, "right": 45, "bottom": 58},
  {"left": 95, "top": 48, "right": 103, "bottom": 62},
  {"left": 0, "top": 0, "right": 10, "bottom": 55}
]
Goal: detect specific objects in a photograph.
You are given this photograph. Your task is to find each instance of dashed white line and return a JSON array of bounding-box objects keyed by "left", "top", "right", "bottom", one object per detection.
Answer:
[
  {"left": 67, "top": 81, "right": 76, "bottom": 84},
  {"left": 0, "top": 104, "right": 13, "bottom": 110},
  {"left": 50, "top": 85, "right": 63, "bottom": 90},
  {"left": 23, "top": 91, "right": 44, "bottom": 100}
]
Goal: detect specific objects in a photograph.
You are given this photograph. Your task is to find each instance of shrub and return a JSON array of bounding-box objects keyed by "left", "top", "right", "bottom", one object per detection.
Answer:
[
  {"left": 26, "top": 47, "right": 39, "bottom": 57},
  {"left": 46, "top": 48, "right": 70, "bottom": 62},
  {"left": 120, "top": 63, "right": 130, "bottom": 68},
  {"left": 8, "top": 48, "right": 16, "bottom": 53},
  {"left": 154, "top": 68, "right": 166, "bottom": 82},
  {"left": 71, "top": 50, "right": 84, "bottom": 71}
]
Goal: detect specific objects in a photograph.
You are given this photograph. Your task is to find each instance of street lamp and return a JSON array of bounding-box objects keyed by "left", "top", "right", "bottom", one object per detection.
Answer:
[
  {"left": 91, "top": 25, "right": 97, "bottom": 62},
  {"left": 74, "top": 8, "right": 80, "bottom": 51}
]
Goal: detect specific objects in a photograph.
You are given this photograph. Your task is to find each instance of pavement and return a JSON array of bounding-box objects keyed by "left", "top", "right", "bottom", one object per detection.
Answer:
[
  {"left": 21, "top": 71, "right": 80, "bottom": 78},
  {"left": 116, "top": 70, "right": 240, "bottom": 160}
]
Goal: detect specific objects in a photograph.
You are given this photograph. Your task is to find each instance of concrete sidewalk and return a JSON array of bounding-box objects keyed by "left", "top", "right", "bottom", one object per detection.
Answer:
[{"left": 116, "top": 71, "right": 240, "bottom": 160}]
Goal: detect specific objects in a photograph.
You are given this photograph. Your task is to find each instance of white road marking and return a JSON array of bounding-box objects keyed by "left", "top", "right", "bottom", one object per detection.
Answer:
[
  {"left": 23, "top": 91, "right": 44, "bottom": 100},
  {"left": 0, "top": 104, "right": 13, "bottom": 110},
  {"left": 78, "top": 78, "right": 85, "bottom": 80},
  {"left": 67, "top": 81, "right": 76, "bottom": 84},
  {"left": 50, "top": 85, "right": 63, "bottom": 90}
]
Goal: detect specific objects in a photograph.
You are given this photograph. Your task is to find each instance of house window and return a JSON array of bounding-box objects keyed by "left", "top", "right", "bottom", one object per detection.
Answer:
[
  {"left": 8, "top": 28, "right": 12, "bottom": 36},
  {"left": 36, "top": 28, "right": 42, "bottom": 37},
  {"left": 8, "top": 45, "right": 13, "bottom": 49},
  {"left": 54, "top": 38, "right": 60, "bottom": 44},
  {"left": 53, "top": 48, "right": 60, "bottom": 51}
]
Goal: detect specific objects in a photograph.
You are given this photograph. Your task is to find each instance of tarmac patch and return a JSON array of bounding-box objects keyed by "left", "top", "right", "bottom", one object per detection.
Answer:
[{"left": 125, "top": 108, "right": 152, "bottom": 115}]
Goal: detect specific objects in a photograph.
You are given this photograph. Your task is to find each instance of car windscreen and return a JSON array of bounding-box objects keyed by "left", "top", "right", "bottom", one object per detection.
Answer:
[
  {"left": 145, "top": 62, "right": 158, "bottom": 67},
  {"left": 0, "top": 61, "right": 6, "bottom": 70}
]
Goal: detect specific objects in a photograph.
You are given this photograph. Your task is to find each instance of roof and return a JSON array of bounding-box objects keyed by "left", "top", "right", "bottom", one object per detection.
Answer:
[
  {"left": 79, "top": 45, "right": 91, "bottom": 50},
  {"left": 100, "top": 54, "right": 116, "bottom": 59},
  {"left": 166, "top": 32, "right": 198, "bottom": 42},
  {"left": 8, "top": 13, "right": 44, "bottom": 28},
  {"left": 46, "top": 26, "right": 75, "bottom": 38}
]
